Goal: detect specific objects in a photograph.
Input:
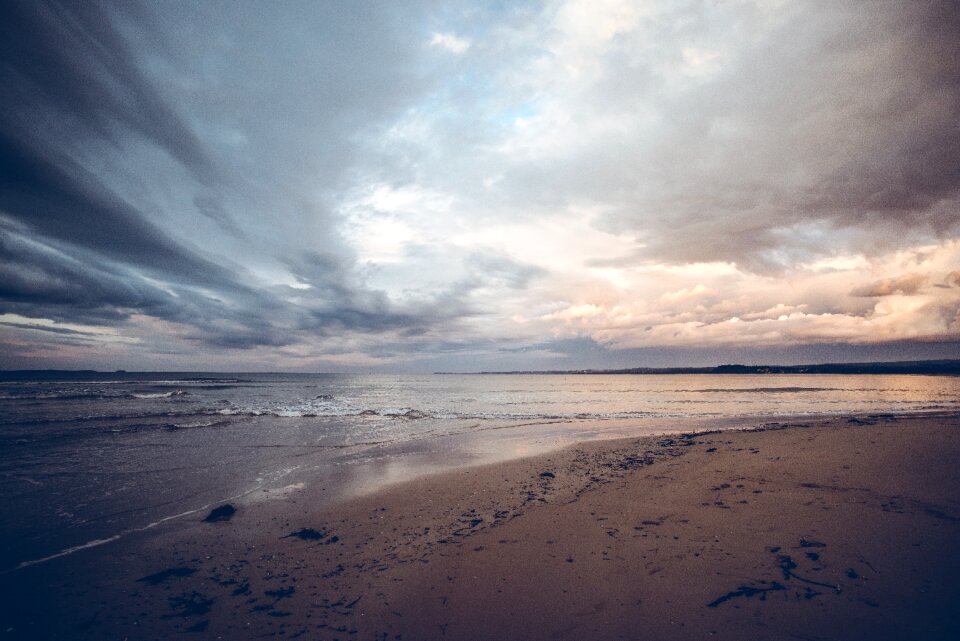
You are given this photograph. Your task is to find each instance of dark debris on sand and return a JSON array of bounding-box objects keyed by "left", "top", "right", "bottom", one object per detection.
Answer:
[
  {"left": 707, "top": 581, "right": 787, "bottom": 607},
  {"left": 708, "top": 538, "right": 844, "bottom": 608},
  {"left": 283, "top": 527, "right": 340, "bottom": 544},
  {"left": 203, "top": 504, "right": 236, "bottom": 523}
]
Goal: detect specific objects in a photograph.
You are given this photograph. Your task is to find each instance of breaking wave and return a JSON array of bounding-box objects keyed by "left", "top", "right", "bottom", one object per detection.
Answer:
[{"left": 130, "top": 391, "right": 188, "bottom": 399}]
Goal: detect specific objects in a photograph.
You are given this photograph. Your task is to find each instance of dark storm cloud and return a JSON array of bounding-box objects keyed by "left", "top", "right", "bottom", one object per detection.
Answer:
[
  {"left": 0, "top": 0, "right": 473, "bottom": 353},
  {"left": 279, "top": 247, "right": 540, "bottom": 340},
  {"left": 0, "top": 129, "right": 242, "bottom": 287},
  {"left": 0, "top": 216, "right": 277, "bottom": 337},
  {"left": 281, "top": 251, "right": 443, "bottom": 335},
  {"left": 0, "top": 0, "right": 212, "bottom": 179},
  {"left": 478, "top": 0, "right": 960, "bottom": 272},
  {"left": 0, "top": 0, "right": 253, "bottom": 318},
  {"left": 1, "top": 216, "right": 182, "bottom": 323},
  {"left": 636, "top": 0, "right": 960, "bottom": 268},
  {"left": 809, "top": 1, "right": 960, "bottom": 216}
]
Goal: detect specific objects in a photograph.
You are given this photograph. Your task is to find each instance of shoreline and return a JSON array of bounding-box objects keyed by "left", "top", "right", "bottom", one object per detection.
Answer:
[
  {"left": 3, "top": 411, "right": 960, "bottom": 640},
  {"left": 7, "top": 409, "right": 953, "bottom": 575}
]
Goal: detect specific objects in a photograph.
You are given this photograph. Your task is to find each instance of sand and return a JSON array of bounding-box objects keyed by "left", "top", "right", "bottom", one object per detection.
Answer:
[{"left": 3, "top": 412, "right": 960, "bottom": 640}]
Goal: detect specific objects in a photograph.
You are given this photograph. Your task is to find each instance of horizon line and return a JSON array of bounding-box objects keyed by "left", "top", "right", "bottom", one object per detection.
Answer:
[{"left": 2, "top": 358, "right": 959, "bottom": 377}]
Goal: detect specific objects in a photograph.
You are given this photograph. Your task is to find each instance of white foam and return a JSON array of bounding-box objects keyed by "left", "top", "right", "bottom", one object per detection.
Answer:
[
  {"left": 131, "top": 390, "right": 187, "bottom": 399},
  {"left": 5, "top": 483, "right": 265, "bottom": 574}
]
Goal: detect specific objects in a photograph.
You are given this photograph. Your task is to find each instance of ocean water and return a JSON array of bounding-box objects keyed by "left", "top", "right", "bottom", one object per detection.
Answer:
[{"left": 1, "top": 372, "right": 958, "bottom": 572}]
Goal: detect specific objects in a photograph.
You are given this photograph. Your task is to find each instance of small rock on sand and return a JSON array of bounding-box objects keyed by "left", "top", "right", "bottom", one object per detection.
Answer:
[{"left": 202, "top": 504, "right": 236, "bottom": 523}]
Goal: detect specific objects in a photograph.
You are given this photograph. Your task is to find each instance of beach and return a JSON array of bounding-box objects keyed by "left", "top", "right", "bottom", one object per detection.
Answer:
[
  {"left": 6, "top": 2, "right": 960, "bottom": 639},
  {"left": 3, "top": 411, "right": 959, "bottom": 640}
]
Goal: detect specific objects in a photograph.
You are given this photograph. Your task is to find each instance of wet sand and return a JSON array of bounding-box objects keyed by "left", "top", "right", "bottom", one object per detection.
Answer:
[{"left": 3, "top": 412, "right": 960, "bottom": 640}]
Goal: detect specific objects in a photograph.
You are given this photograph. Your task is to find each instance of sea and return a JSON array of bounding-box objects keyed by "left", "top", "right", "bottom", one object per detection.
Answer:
[{"left": 1, "top": 371, "right": 958, "bottom": 573}]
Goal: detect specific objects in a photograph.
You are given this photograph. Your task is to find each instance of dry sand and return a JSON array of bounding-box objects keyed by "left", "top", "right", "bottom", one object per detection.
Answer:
[{"left": 3, "top": 412, "right": 960, "bottom": 640}]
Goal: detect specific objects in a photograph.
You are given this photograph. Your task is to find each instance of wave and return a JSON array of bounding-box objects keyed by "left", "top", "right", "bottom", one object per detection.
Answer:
[
  {"left": 0, "top": 414, "right": 241, "bottom": 446},
  {"left": 0, "top": 405, "right": 219, "bottom": 426},
  {"left": 212, "top": 406, "right": 656, "bottom": 422},
  {"left": 165, "top": 418, "right": 234, "bottom": 430},
  {"left": 130, "top": 391, "right": 189, "bottom": 399},
  {"left": 213, "top": 406, "right": 430, "bottom": 419},
  {"left": 5, "top": 394, "right": 956, "bottom": 448},
  {"left": 220, "top": 404, "right": 959, "bottom": 422},
  {"left": 0, "top": 385, "right": 228, "bottom": 401},
  {"left": 0, "top": 392, "right": 125, "bottom": 401}
]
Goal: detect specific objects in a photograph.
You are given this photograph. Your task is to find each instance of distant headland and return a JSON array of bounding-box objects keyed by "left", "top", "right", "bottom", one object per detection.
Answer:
[{"left": 442, "top": 359, "right": 960, "bottom": 376}]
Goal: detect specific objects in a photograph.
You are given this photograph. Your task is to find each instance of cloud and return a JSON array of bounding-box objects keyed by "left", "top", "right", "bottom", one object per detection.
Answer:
[
  {"left": 660, "top": 284, "right": 717, "bottom": 304},
  {"left": 0, "top": 1, "right": 212, "bottom": 179},
  {"left": 476, "top": 0, "right": 960, "bottom": 271},
  {"left": 0, "top": 314, "right": 137, "bottom": 343},
  {"left": 2, "top": 0, "right": 959, "bottom": 371},
  {"left": 464, "top": 253, "right": 545, "bottom": 289},
  {"left": 526, "top": 241, "right": 960, "bottom": 351},
  {"left": 0, "top": 134, "right": 242, "bottom": 289},
  {"left": 430, "top": 32, "right": 471, "bottom": 54},
  {"left": 0, "top": 1, "right": 465, "bottom": 357},
  {"left": 850, "top": 274, "right": 927, "bottom": 298}
]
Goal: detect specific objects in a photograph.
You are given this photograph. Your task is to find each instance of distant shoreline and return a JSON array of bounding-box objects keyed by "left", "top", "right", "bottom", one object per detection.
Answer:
[
  {"left": 444, "top": 358, "right": 960, "bottom": 376},
  {"left": 2, "top": 359, "right": 960, "bottom": 379}
]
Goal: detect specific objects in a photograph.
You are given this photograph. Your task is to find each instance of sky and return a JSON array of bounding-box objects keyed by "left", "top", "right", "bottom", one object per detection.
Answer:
[{"left": 1, "top": 0, "right": 959, "bottom": 373}]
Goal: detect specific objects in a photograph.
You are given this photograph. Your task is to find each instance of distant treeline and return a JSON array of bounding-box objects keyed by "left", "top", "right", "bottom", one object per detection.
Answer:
[{"left": 469, "top": 359, "right": 960, "bottom": 376}]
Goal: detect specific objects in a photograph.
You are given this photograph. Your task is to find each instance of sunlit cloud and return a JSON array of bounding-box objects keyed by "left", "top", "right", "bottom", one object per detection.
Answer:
[{"left": 528, "top": 241, "right": 960, "bottom": 350}]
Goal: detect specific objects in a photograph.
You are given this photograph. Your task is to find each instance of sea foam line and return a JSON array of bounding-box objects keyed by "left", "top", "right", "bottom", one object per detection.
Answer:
[{"left": 4, "top": 478, "right": 278, "bottom": 574}]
